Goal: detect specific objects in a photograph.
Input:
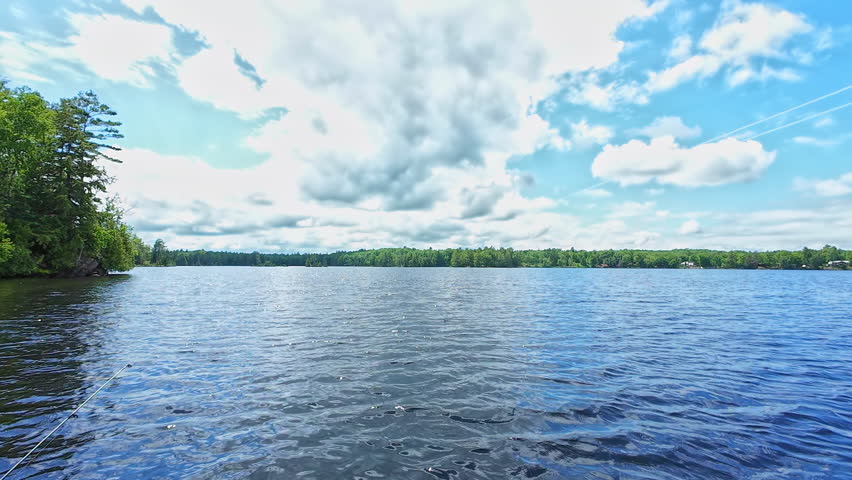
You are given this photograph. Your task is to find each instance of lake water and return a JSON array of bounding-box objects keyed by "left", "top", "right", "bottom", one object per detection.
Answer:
[{"left": 1, "top": 267, "right": 851, "bottom": 479}]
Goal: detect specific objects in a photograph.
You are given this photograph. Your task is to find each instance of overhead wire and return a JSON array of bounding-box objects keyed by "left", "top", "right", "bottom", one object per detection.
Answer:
[
  {"left": 699, "top": 83, "right": 852, "bottom": 144},
  {"left": 573, "top": 83, "right": 852, "bottom": 193},
  {"left": 746, "top": 100, "right": 852, "bottom": 141}
]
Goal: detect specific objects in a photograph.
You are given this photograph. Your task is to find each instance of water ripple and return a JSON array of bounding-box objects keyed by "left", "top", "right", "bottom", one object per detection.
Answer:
[{"left": 1, "top": 267, "right": 851, "bottom": 478}]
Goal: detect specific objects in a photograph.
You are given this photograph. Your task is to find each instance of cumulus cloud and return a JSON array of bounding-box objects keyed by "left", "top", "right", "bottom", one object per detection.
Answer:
[
  {"left": 629, "top": 116, "right": 701, "bottom": 140},
  {"left": 794, "top": 173, "right": 852, "bottom": 197},
  {"left": 2, "top": 1, "right": 682, "bottom": 217},
  {"left": 0, "top": 14, "right": 176, "bottom": 87},
  {"left": 106, "top": 149, "right": 852, "bottom": 252},
  {"left": 591, "top": 135, "right": 776, "bottom": 186},
  {"left": 562, "top": 72, "right": 649, "bottom": 110},
  {"left": 686, "top": 203, "right": 852, "bottom": 250},
  {"left": 459, "top": 185, "right": 509, "bottom": 219},
  {"left": 570, "top": 119, "right": 615, "bottom": 149},
  {"left": 678, "top": 219, "right": 702, "bottom": 235},
  {"left": 646, "top": 1, "right": 817, "bottom": 93},
  {"left": 566, "top": 2, "right": 828, "bottom": 110},
  {"left": 119, "top": 1, "right": 648, "bottom": 211},
  {"left": 608, "top": 201, "right": 656, "bottom": 218},
  {"left": 105, "top": 148, "right": 561, "bottom": 251}
]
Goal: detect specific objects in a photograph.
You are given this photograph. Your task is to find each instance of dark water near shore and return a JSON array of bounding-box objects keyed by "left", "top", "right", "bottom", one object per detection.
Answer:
[{"left": 1, "top": 267, "right": 851, "bottom": 479}]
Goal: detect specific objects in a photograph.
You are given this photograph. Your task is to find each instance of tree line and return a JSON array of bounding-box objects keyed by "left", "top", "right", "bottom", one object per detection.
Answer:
[
  {"left": 0, "top": 82, "right": 138, "bottom": 278},
  {"left": 137, "top": 241, "right": 850, "bottom": 270}
]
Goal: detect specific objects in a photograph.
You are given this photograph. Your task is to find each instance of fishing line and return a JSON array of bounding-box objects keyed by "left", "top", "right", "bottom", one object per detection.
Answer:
[{"left": 0, "top": 363, "right": 132, "bottom": 480}]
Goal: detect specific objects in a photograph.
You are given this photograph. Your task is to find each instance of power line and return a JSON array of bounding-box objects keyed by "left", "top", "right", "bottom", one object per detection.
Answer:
[
  {"left": 574, "top": 83, "right": 852, "bottom": 194},
  {"left": 700, "top": 83, "right": 852, "bottom": 144},
  {"left": 746, "top": 100, "right": 852, "bottom": 141},
  {"left": 575, "top": 181, "right": 608, "bottom": 195}
]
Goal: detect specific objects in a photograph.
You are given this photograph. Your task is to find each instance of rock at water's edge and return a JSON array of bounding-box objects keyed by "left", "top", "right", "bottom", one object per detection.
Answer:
[{"left": 57, "top": 257, "right": 108, "bottom": 277}]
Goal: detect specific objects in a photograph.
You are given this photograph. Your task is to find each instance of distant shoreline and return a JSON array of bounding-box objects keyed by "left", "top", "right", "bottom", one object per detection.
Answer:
[
  {"left": 130, "top": 264, "right": 850, "bottom": 271},
  {"left": 136, "top": 245, "right": 850, "bottom": 271}
]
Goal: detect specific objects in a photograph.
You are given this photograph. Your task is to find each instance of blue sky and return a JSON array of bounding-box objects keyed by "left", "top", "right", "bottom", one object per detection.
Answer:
[{"left": 1, "top": 0, "right": 850, "bottom": 252}]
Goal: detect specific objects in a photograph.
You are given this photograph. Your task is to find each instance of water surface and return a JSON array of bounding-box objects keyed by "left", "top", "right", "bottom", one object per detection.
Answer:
[{"left": 1, "top": 267, "right": 851, "bottom": 479}]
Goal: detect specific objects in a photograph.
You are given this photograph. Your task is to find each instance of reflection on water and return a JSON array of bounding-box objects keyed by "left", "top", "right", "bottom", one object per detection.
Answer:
[
  {"left": 0, "top": 276, "right": 131, "bottom": 476},
  {"left": 1, "top": 267, "right": 851, "bottom": 479}
]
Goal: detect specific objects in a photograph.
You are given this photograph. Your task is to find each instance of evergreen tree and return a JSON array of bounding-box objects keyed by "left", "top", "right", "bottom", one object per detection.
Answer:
[{"left": 0, "top": 83, "right": 135, "bottom": 277}]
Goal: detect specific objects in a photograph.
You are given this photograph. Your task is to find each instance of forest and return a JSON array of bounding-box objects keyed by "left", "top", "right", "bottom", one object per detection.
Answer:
[
  {"left": 138, "top": 241, "right": 850, "bottom": 270},
  {"left": 0, "top": 82, "right": 137, "bottom": 278}
]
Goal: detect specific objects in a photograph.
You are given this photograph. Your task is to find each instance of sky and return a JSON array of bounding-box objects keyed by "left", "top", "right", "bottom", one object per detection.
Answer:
[{"left": 1, "top": 0, "right": 850, "bottom": 253}]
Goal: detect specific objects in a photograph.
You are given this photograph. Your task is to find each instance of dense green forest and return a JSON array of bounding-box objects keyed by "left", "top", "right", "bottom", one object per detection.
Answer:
[
  {"left": 138, "top": 241, "right": 850, "bottom": 270},
  {"left": 0, "top": 82, "right": 138, "bottom": 278}
]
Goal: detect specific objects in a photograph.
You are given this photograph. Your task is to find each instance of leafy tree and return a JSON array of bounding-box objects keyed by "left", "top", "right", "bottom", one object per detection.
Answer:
[
  {"left": 151, "top": 239, "right": 169, "bottom": 266},
  {"left": 0, "top": 83, "right": 134, "bottom": 277}
]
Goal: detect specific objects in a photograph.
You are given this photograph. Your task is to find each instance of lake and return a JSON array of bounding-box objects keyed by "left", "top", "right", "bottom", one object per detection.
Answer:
[{"left": 1, "top": 267, "right": 851, "bottom": 479}]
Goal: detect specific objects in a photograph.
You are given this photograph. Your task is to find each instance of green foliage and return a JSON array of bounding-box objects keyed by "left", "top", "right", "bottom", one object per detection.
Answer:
[
  {"left": 91, "top": 201, "right": 135, "bottom": 272},
  {"left": 129, "top": 244, "right": 850, "bottom": 270},
  {"left": 0, "top": 82, "right": 135, "bottom": 278},
  {"left": 150, "top": 238, "right": 174, "bottom": 266},
  {"left": 131, "top": 235, "right": 152, "bottom": 266},
  {"left": 305, "top": 254, "right": 328, "bottom": 267}
]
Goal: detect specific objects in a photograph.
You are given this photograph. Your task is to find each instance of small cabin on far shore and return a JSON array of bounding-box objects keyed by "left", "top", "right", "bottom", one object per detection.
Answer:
[
  {"left": 827, "top": 260, "right": 850, "bottom": 269},
  {"left": 680, "top": 261, "right": 702, "bottom": 269}
]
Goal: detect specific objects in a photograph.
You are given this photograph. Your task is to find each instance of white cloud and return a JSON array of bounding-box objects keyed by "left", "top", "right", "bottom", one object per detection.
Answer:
[
  {"left": 591, "top": 135, "right": 776, "bottom": 187},
  {"left": 678, "top": 219, "right": 702, "bottom": 234},
  {"left": 794, "top": 173, "right": 852, "bottom": 197},
  {"left": 66, "top": 14, "right": 176, "bottom": 87},
  {"left": 0, "top": 14, "right": 176, "bottom": 88},
  {"left": 0, "top": 32, "right": 58, "bottom": 83},
  {"left": 683, "top": 203, "right": 852, "bottom": 250},
  {"left": 646, "top": 188, "right": 665, "bottom": 196},
  {"left": 791, "top": 136, "right": 839, "bottom": 148},
  {"left": 578, "top": 188, "right": 613, "bottom": 198},
  {"left": 570, "top": 119, "right": 614, "bottom": 148},
  {"left": 115, "top": 0, "right": 662, "bottom": 211},
  {"left": 524, "top": 0, "right": 671, "bottom": 75},
  {"left": 30, "top": 0, "right": 684, "bottom": 252},
  {"left": 813, "top": 116, "right": 834, "bottom": 128},
  {"left": 105, "top": 150, "right": 852, "bottom": 253},
  {"left": 655, "top": 209, "right": 670, "bottom": 217},
  {"left": 726, "top": 64, "right": 800, "bottom": 87},
  {"left": 668, "top": 34, "right": 692, "bottom": 60},
  {"left": 647, "top": 2, "right": 814, "bottom": 93},
  {"left": 630, "top": 116, "right": 701, "bottom": 140},
  {"left": 563, "top": 1, "right": 826, "bottom": 110},
  {"left": 106, "top": 148, "right": 562, "bottom": 251},
  {"left": 700, "top": 3, "right": 811, "bottom": 59},
  {"left": 608, "top": 201, "right": 656, "bottom": 218},
  {"left": 562, "top": 73, "right": 649, "bottom": 110}
]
